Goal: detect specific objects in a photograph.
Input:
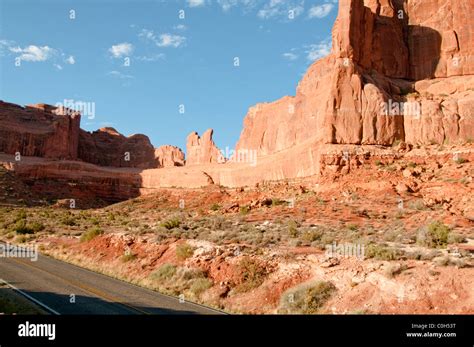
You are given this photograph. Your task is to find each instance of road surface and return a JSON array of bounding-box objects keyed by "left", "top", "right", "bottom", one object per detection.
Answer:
[{"left": 0, "top": 251, "right": 222, "bottom": 315}]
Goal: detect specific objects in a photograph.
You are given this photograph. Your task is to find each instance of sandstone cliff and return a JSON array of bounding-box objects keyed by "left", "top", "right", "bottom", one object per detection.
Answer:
[
  {"left": 78, "top": 127, "right": 157, "bottom": 169},
  {"left": 154, "top": 145, "right": 185, "bottom": 167},
  {"left": 0, "top": 101, "right": 81, "bottom": 160},
  {"left": 236, "top": 0, "right": 474, "bottom": 156},
  {"left": 0, "top": 101, "right": 185, "bottom": 170},
  {"left": 186, "top": 129, "right": 223, "bottom": 166}
]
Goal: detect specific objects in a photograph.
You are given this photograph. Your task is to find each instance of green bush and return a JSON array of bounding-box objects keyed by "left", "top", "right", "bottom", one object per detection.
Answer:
[
  {"left": 80, "top": 226, "right": 104, "bottom": 242},
  {"left": 15, "top": 210, "right": 27, "bottom": 222},
  {"left": 288, "top": 220, "right": 299, "bottom": 238},
  {"left": 121, "top": 253, "right": 137, "bottom": 262},
  {"left": 150, "top": 264, "right": 177, "bottom": 281},
  {"left": 190, "top": 278, "right": 213, "bottom": 296},
  {"left": 271, "top": 199, "right": 286, "bottom": 207},
  {"left": 447, "top": 233, "right": 465, "bottom": 244},
  {"left": 365, "top": 244, "right": 400, "bottom": 260},
  {"left": 61, "top": 216, "right": 77, "bottom": 226},
  {"left": 210, "top": 203, "right": 221, "bottom": 211},
  {"left": 301, "top": 230, "right": 322, "bottom": 242},
  {"left": 426, "top": 221, "right": 450, "bottom": 248},
  {"left": 278, "top": 281, "right": 336, "bottom": 314},
  {"left": 13, "top": 220, "right": 34, "bottom": 235},
  {"left": 161, "top": 218, "right": 181, "bottom": 230},
  {"left": 454, "top": 157, "right": 468, "bottom": 165},
  {"left": 239, "top": 205, "right": 250, "bottom": 215},
  {"left": 176, "top": 243, "right": 195, "bottom": 260},
  {"left": 235, "top": 257, "right": 267, "bottom": 293},
  {"left": 30, "top": 222, "right": 45, "bottom": 233}
]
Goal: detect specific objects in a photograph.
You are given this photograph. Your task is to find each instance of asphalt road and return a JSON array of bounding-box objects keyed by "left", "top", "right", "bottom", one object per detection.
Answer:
[{"left": 0, "top": 251, "right": 222, "bottom": 315}]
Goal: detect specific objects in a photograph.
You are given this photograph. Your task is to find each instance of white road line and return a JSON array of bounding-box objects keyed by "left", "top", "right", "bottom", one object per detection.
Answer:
[{"left": 0, "top": 278, "right": 61, "bottom": 315}]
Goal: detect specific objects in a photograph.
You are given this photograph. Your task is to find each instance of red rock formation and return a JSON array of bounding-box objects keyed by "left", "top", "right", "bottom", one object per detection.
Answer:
[
  {"left": 0, "top": 100, "right": 188, "bottom": 170},
  {"left": 236, "top": 0, "right": 474, "bottom": 155},
  {"left": 0, "top": 101, "right": 81, "bottom": 160},
  {"left": 186, "top": 129, "right": 223, "bottom": 165},
  {"left": 154, "top": 145, "right": 185, "bottom": 167},
  {"left": 77, "top": 128, "right": 157, "bottom": 169},
  {"left": 1, "top": 0, "right": 472, "bottom": 193}
]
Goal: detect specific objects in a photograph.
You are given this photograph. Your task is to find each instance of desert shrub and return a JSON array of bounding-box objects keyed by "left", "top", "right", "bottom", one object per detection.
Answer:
[
  {"left": 30, "top": 222, "right": 45, "bottom": 233},
  {"left": 121, "top": 253, "right": 137, "bottom": 262},
  {"left": 365, "top": 244, "right": 400, "bottom": 260},
  {"left": 271, "top": 198, "right": 286, "bottom": 207},
  {"left": 176, "top": 243, "right": 195, "bottom": 260},
  {"left": 61, "top": 216, "right": 77, "bottom": 226},
  {"left": 234, "top": 257, "right": 267, "bottom": 293},
  {"left": 181, "top": 267, "right": 206, "bottom": 280},
  {"left": 433, "top": 256, "right": 450, "bottom": 267},
  {"left": 408, "top": 200, "right": 427, "bottom": 211},
  {"left": 301, "top": 230, "right": 322, "bottom": 243},
  {"left": 80, "top": 226, "right": 103, "bottom": 242},
  {"left": 16, "top": 235, "right": 28, "bottom": 243},
  {"left": 150, "top": 264, "right": 177, "bottom": 281},
  {"left": 210, "top": 203, "right": 221, "bottom": 211},
  {"left": 418, "top": 221, "right": 451, "bottom": 248},
  {"left": 239, "top": 205, "right": 250, "bottom": 215},
  {"left": 278, "top": 281, "right": 336, "bottom": 314},
  {"left": 190, "top": 278, "right": 213, "bottom": 296},
  {"left": 161, "top": 218, "right": 181, "bottom": 230},
  {"left": 447, "top": 233, "right": 465, "bottom": 244},
  {"left": 454, "top": 157, "right": 468, "bottom": 165},
  {"left": 347, "top": 223, "right": 358, "bottom": 231},
  {"left": 89, "top": 217, "right": 101, "bottom": 226},
  {"left": 287, "top": 220, "right": 299, "bottom": 238},
  {"left": 13, "top": 220, "right": 34, "bottom": 235},
  {"left": 14, "top": 209, "right": 27, "bottom": 222},
  {"left": 383, "top": 263, "right": 408, "bottom": 278}
]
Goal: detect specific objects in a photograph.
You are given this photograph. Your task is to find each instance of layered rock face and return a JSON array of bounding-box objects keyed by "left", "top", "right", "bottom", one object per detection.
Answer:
[
  {"left": 236, "top": 0, "right": 474, "bottom": 156},
  {"left": 78, "top": 127, "right": 157, "bottom": 169},
  {"left": 154, "top": 145, "right": 185, "bottom": 167},
  {"left": 186, "top": 129, "right": 223, "bottom": 165},
  {"left": 0, "top": 101, "right": 81, "bottom": 160}
]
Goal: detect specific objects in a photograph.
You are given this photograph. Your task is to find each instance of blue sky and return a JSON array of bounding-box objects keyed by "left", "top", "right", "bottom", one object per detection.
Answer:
[{"left": 0, "top": 0, "right": 337, "bottom": 152}]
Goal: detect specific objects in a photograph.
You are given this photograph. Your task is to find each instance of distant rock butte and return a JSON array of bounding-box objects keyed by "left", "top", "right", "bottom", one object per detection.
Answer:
[
  {"left": 154, "top": 145, "right": 185, "bottom": 167},
  {"left": 0, "top": 102, "right": 184, "bottom": 170},
  {"left": 1, "top": 0, "right": 473, "bottom": 194},
  {"left": 0, "top": 101, "right": 81, "bottom": 160},
  {"left": 186, "top": 129, "right": 223, "bottom": 166}
]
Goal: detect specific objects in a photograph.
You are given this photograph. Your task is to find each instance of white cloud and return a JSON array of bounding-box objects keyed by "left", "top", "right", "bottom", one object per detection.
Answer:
[
  {"left": 54, "top": 64, "right": 63, "bottom": 70},
  {"left": 139, "top": 29, "right": 186, "bottom": 48},
  {"left": 217, "top": 0, "right": 259, "bottom": 12},
  {"left": 156, "top": 34, "right": 186, "bottom": 48},
  {"left": 9, "top": 45, "right": 55, "bottom": 62},
  {"left": 257, "top": 0, "right": 304, "bottom": 20},
  {"left": 306, "top": 39, "right": 332, "bottom": 61},
  {"left": 109, "top": 42, "right": 133, "bottom": 58},
  {"left": 282, "top": 52, "right": 298, "bottom": 61},
  {"left": 65, "top": 55, "right": 75, "bottom": 64},
  {"left": 308, "top": 4, "right": 334, "bottom": 19},
  {"left": 108, "top": 70, "right": 134, "bottom": 79},
  {"left": 187, "top": 0, "right": 206, "bottom": 7}
]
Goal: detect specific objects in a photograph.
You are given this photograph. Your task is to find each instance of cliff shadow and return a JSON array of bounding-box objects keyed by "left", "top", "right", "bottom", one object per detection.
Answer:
[
  {"left": 407, "top": 24, "right": 442, "bottom": 80},
  {"left": 353, "top": 0, "right": 442, "bottom": 81}
]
